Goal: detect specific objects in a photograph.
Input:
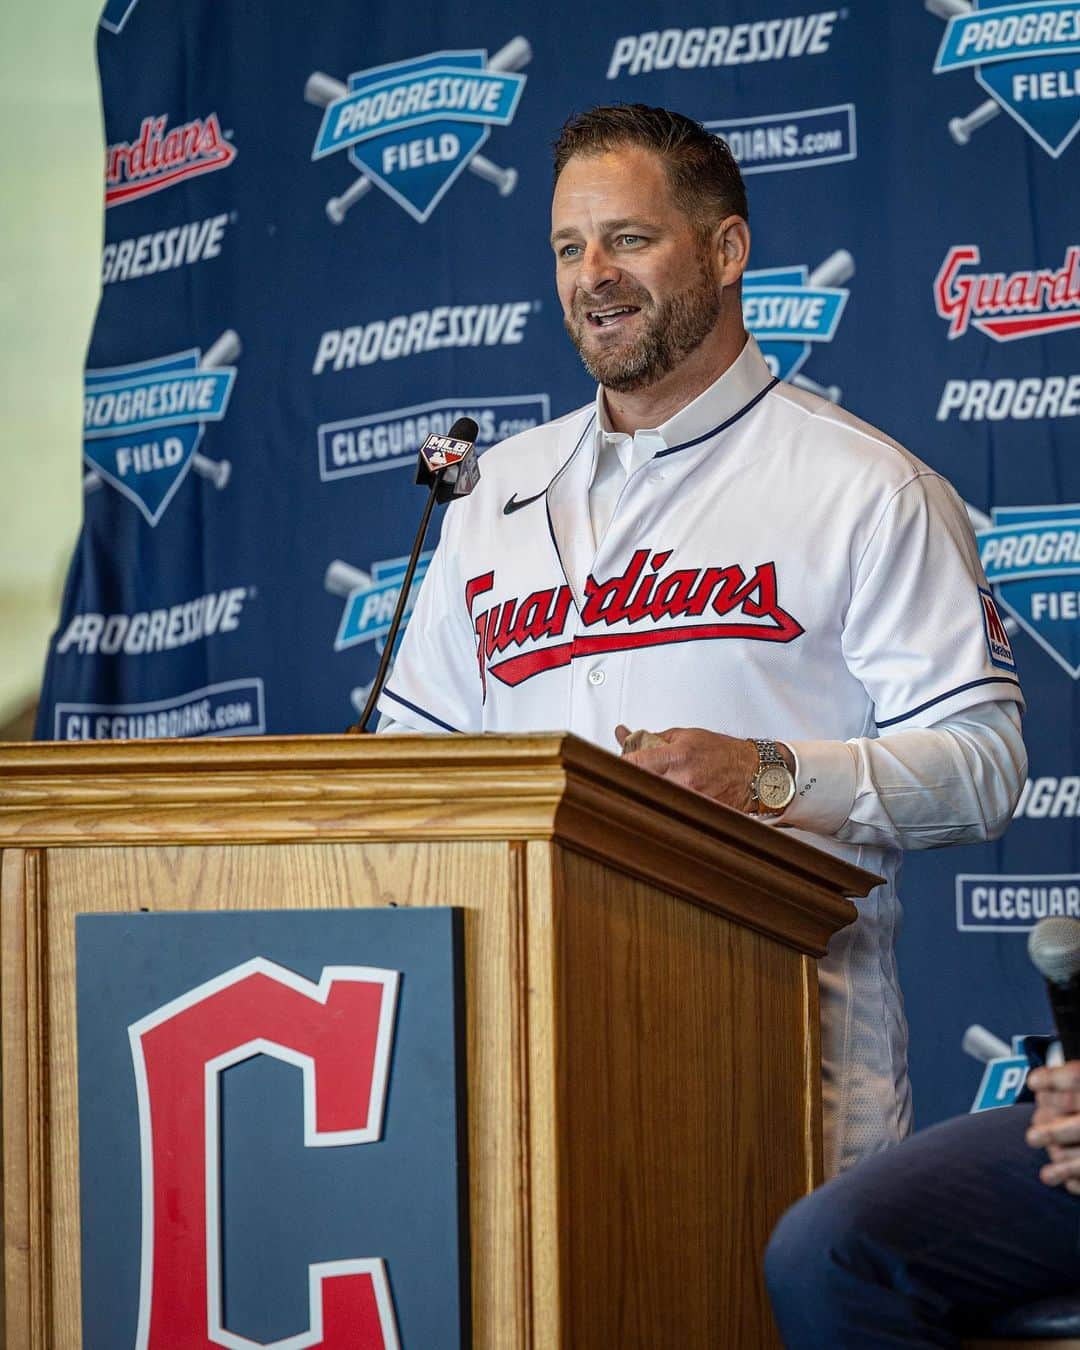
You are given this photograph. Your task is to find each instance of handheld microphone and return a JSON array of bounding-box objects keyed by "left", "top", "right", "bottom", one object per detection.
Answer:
[
  {"left": 1028, "top": 916, "right": 1080, "bottom": 1061},
  {"left": 348, "top": 416, "right": 480, "bottom": 734}
]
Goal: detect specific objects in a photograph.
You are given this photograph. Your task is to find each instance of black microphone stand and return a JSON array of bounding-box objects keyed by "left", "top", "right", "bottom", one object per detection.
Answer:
[{"left": 348, "top": 476, "right": 441, "bottom": 734}]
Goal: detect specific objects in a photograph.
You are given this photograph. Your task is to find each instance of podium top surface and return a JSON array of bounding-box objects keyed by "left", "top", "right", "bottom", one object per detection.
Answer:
[{"left": 0, "top": 733, "right": 873, "bottom": 954}]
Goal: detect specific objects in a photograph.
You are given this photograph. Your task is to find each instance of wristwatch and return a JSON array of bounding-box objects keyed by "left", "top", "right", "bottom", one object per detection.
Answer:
[{"left": 748, "top": 738, "right": 796, "bottom": 814}]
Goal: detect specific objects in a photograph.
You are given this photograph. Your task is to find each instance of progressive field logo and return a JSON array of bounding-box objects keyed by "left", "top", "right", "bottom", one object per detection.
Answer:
[
  {"left": 83, "top": 331, "right": 239, "bottom": 526},
  {"left": 962, "top": 1025, "right": 1053, "bottom": 1109},
  {"left": 742, "top": 251, "right": 852, "bottom": 397},
  {"left": 977, "top": 503, "right": 1080, "bottom": 675},
  {"left": 930, "top": 0, "right": 1080, "bottom": 157},
  {"left": 306, "top": 38, "right": 529, "bottom": 224},
  {"left": 325, "top": 555, "right": 433, "bottom": 652}
]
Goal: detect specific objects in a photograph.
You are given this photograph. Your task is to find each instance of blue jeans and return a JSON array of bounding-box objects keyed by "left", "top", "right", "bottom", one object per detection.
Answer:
[{"left": 765, "top": 1105, "right": 1080, "bottom": 1347}]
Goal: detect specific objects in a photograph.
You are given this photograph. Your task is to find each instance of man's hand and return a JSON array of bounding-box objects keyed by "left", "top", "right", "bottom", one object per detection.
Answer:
[
  {"left": 615, "top": 725, "right": 761, "bottom": 812},
  {"left": 1026, "top": 1061, "right": 1080, "bottom": 1195}
]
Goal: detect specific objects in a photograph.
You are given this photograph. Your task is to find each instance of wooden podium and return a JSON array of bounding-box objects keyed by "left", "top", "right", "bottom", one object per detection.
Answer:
[{"left": 0, "top": 733, "right": 875, "bottom": 1348}]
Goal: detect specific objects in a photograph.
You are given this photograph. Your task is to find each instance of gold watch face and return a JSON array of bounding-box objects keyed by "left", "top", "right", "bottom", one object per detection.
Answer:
[{"left": 757, "top": 764, "right": 795, "bottom": 810}]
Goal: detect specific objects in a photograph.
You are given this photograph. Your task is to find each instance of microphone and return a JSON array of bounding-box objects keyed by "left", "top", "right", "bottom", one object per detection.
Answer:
[
  {"left": 1028, "top": 916, "right": 1080, "bottom": 1061},
  {"left": 348, "top": 416, "right": 480, "bottom": 734},
  {"left": 415, "top": 421, "right": 480, "bottom": 502}
]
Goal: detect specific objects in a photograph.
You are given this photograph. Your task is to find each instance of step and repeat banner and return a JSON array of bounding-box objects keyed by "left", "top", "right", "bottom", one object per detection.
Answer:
[{"left": 38, "top": 0, "right": 1080, "bottom": 1126}]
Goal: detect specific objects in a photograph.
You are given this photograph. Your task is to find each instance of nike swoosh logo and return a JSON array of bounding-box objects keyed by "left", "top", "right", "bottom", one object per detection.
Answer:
[{"left": 503, "top": 489, "right": 547, "bottom": 515}]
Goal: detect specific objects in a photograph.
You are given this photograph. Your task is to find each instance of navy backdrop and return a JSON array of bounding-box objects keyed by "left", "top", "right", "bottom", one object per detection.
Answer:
[{"left": 39, "top": 0, "right": 1080, "bottom": 1127}]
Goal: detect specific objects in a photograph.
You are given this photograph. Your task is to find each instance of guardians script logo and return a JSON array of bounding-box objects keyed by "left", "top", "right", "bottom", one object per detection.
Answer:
[
  {"left": 936, "top": 244, "right": 1080, "bottom": 339},
  {"left": 742, "top": 250, "right": 852, "bottom": 402},
  {"left": 929, "top": 0, "right": 1080, "bottom": 157},
  {"left": 82, "top": 330, "right": 239, "bottom": 526},
  {"left": 106, "top": 113, "right": 237, "bottom": 207},
  {"left": 467, "top": 548, "right": 803, "bottom": 695},
  {"left": 977, "top": 502, "right": 1080, "bottom": 675},
  {"left": 306, "top": 37, "right": 530, "bottom": 225}
]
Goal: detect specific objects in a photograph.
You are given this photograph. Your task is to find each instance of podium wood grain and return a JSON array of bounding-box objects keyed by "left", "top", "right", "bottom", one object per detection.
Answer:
[{"left": 0, "top": 734, "right": 876, "bottom": 1348}]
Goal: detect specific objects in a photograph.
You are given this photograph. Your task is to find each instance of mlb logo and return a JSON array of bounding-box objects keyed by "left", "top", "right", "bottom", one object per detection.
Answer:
[
  {"left": 420, "top": 433, "right": 470, "bottom": 471},
  {"left": 979, "top": 586, "right": 1016, "bottom": 670}
]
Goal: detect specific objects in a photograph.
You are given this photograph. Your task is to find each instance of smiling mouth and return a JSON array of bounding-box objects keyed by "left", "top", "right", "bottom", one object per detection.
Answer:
[{"left": 585, "top": 305, "right": 641, "bottom": 328}]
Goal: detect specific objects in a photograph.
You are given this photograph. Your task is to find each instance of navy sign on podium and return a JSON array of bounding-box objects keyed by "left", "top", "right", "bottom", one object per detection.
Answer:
[{"left": 76, "top": 908, "right": 468, "bottom": 1349}]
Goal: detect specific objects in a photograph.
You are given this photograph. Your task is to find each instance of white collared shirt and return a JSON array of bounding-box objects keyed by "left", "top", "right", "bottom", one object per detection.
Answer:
[{"left": 590, "top": 425, "right": 665, "bottom": 543}]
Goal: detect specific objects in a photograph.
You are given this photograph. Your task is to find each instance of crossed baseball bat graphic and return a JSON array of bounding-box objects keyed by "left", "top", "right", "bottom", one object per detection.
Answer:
[
  {"left": 325, "top": 559, "right": 372, "bottom": 601},
  {"left": 758, "top": 249, "right": 855, "bottom": 404},
  {"left": 325, "top": 561, "right": 403, "bottom": 699},
  {"left": 305, "top": 36, "right": 532, "bottom": 224},
  {"left": 83, "top": 329, "right": 238, "bottom": 496},
  {"left": 926, "top": 0, "right": 1003, "bottom": 145},
  {"left": 325, "top": 562, "right": 380, "bottom": 718}
]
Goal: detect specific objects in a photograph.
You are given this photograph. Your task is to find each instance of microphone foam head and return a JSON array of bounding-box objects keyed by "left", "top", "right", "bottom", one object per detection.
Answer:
[
  {"left": 448, "top": 416, "right": 479, "bottom": 444},
  {"left": 1029, "top": 917, "right": 1080, "bottom": 985}
]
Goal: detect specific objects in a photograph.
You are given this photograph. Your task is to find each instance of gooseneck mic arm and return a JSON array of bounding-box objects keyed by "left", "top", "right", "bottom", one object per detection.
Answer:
[{"left": 348, "top": 416, "right": 480, "bottom": 733}]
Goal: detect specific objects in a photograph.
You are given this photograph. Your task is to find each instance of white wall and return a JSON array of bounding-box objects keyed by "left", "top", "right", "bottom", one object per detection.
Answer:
[{"left": 0, "top": 2, "right": 102, "bottom": 726}]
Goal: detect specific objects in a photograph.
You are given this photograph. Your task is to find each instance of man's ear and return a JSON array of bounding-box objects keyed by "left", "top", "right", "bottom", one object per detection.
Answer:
[{"left": 713, "top": 216, "right": 750, "bottom": 286}]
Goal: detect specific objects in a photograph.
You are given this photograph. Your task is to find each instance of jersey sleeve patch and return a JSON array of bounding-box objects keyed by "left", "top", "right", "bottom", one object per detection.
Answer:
[{"left": 979, "top": 586, "right": 1016, "bottom": 672}]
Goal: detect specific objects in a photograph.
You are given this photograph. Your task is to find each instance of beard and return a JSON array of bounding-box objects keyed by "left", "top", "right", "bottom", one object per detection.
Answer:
[{"left": 564, "top": 254, "right": 723, "bottom": 393}]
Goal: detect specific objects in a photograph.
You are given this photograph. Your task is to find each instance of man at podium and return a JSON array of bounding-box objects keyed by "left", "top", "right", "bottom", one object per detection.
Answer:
[{"left": 376, "top": 104, "right": 1026, "bottom": 1176}]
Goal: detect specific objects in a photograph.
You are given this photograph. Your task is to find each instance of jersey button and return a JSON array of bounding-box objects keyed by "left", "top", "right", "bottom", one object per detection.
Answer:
[{"left": 587, "top": 667, "right": 606, "bottom": 686}]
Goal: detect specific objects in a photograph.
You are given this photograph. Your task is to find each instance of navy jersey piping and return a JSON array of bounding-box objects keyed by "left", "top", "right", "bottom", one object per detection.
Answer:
[
  {"left": 381, "top": 687, "right": 460, "bottom": 733},
  {"left": 875, "top": 676, "right": 1022, "bottom": 730},
  {"left": 654, "top": 376, "right": 779, "bottom": 458}
]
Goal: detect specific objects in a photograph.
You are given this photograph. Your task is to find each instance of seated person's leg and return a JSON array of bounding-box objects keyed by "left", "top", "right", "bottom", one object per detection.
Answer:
[{"left": 765, "top": 1104, "right": 1080, "bottom": 1349}]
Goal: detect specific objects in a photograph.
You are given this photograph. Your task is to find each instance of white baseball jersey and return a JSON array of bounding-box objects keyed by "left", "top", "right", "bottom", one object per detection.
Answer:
[{"left": 379, "top": 336, "right": 1024, "bottom": 1173}]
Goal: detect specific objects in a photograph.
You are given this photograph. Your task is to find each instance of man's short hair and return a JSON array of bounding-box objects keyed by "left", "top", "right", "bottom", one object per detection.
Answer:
[{"left": 552, "top": 104, "right": 749, "bottom": 232}]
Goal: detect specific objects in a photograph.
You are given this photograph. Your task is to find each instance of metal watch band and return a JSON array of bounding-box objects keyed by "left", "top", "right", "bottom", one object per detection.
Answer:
[{"left": 751, "top": 738, "right": 786, "bottom": 769}]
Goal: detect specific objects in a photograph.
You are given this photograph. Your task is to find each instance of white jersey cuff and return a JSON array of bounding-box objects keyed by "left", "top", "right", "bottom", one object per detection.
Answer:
[{"left": 781, "top": 738, "right": 858, "bottom": 835}]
